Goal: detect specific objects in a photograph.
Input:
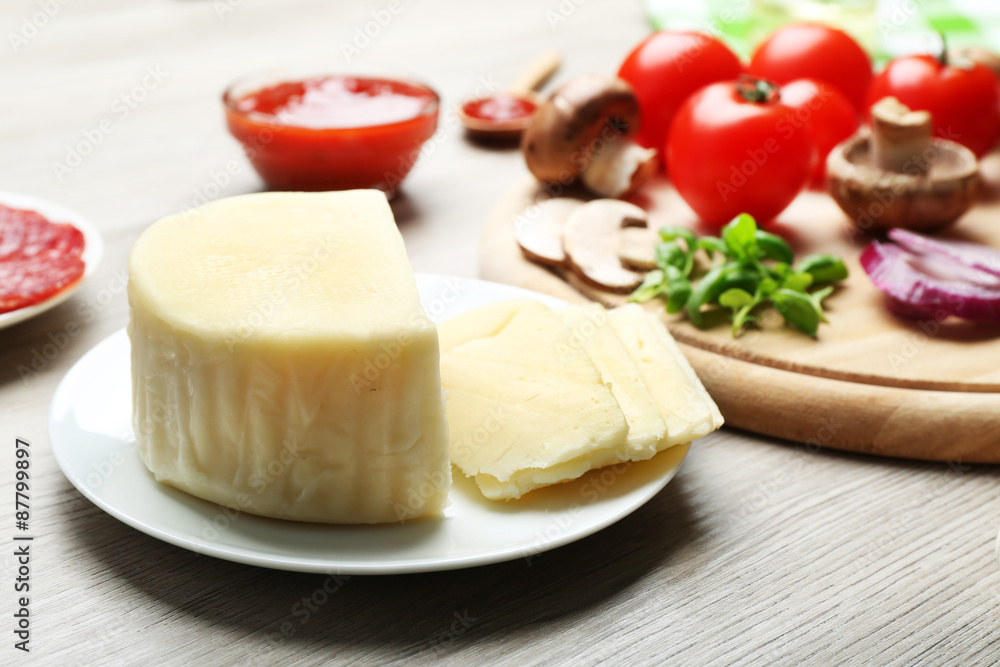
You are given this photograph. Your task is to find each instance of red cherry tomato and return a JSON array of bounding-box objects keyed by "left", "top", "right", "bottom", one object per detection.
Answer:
[
  {"left": 779, "top": 79, "right": 859, "bottom": 186},
  {"left": 618, "top": 30, "right": 743, "bottom": 159},
  {"left": 748, "top": 23, "right": 872, "bottom": 114},
  {"left": 867, "top": 54, "right": 1000, "bottom": 157},
  {"left": 666, "top": 79, "right": 812, "bottom": 227}
]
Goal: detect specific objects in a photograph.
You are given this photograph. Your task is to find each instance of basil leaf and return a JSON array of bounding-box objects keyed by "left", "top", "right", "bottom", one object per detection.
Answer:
[
  {"left": 731, "top": 305, "right": 757, "bottom": 336},
  {"left": 722, "top": 213, "right": 757, "bottom": 260},
  {"left": 666, "top": 279, "right": 692, "bottom": 314},
  {"left": 658, "top": 226, "right": 697, "bottom": 252},
  {"left": 686, "top": 265, "right": 726, "bottom": 327},
  {"left": 629, "top": 269, "right": 666, "bottom": 303},
  {"left": 655, "top": 242, "right": 690, "bottom": 274},
  {"left": 754, "top": 230, "right": 794, "bottom": 263},
  {"left": 639, "top": 212, "right": 846, "bottom": 338},
  {"left": 756, "top": 277, "right": 778, "bottom": 299},
  {"left": 808, "top": 285, "right": 835, "bottom": 323},
  {"left": 719, "top": 288, "right": 754, "bottom": 309},
  {"left": 770, "top": 262, "right": 790, "bottom": 279},
  {"left": 783, "top": 272, "right": 814, "bottom": 293},
  {"left": 716, "top": 267, "right": 760, "bottom": 297},
  {"left": 720, "top": 288, "right": 757, "bottom": 337},
  {"left": 697, "top": 236, "right": 728, "bottom": 260},
  {"left": 773, "top": 288, "right": 820, "bottom": 337},
  {"left": 797, "top": 254, "right": 848, "bottom": 283},
  {"left": 810, "top": 285, "right": 834, "bottom": 304}
]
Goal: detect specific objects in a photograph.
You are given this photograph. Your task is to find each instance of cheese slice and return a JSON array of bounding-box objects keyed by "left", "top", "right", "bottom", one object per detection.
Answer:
[
  {"left": 127, "top": 190, "right": 450, "bottom": 524},
  {"left": 439, "top": 300, "right": 629, "bottom": 500},
  {"left": 607, "top": 304, "right": 724, "bottom": 445},
  {"left": 438, "top": 299, "right": 537, "bottom": 353},
  {"left": 558, "top": 304, "right": 666, "bottom": 459}
]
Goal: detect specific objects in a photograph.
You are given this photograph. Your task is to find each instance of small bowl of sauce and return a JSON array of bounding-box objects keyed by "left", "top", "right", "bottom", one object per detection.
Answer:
[
  {"left": 456, "top": 50, "right": 560, "bottom": 144},
  {"left": 224, "top": 73, "right": 439, "bottom": 194},
  {"left": 458, "top": 93, "right": 539, "bottom": 142}
]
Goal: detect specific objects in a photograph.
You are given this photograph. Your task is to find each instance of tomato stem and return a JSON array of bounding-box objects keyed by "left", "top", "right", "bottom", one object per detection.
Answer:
[{"left": 736, "top": 76, "right": 780, "bottom": 104}]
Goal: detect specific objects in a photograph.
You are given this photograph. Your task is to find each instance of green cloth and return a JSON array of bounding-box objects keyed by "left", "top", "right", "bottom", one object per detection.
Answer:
[{"left": 643, "top": 0, "right": 1000, "bottom": 63}]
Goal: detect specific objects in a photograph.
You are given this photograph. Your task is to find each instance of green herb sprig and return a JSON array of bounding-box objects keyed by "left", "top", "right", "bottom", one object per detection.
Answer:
[{"left": 629, "top": 213, "right": 847, "bottom": 337}]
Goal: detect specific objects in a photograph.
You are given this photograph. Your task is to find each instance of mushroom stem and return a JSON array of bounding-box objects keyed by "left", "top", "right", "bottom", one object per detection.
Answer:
[
  {"left": 618, "top": 226, "right": 660, "bottom": 270},
  {"left": 871, "top": 96, "right": 933, "bottom": 175},
  {"left": 581, "top": 141, "right": 658, "bottom": 198},
  {"left": 522, "top": 74, "right": 656, "bottom": 199}
]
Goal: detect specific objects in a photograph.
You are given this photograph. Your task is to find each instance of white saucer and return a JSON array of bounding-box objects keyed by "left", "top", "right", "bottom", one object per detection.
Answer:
[
  {"left": 49, "top": 274, "right": 688, "bottom": 574},
  {"left": 0, "top": 191, "right": 103, "bottom": 330}
]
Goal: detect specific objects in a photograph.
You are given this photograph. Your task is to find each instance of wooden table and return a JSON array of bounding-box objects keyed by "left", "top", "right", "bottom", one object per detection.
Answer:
[{"left": 3, "top": 1, "right": 999, "bottom": 664}]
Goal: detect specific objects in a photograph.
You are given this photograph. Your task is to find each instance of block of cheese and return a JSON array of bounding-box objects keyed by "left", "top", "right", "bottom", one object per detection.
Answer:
[
  {"left": 127, "top": 190, "right": 450, "bottom": 524},
  {"left": 608, "top": 304, "right": 724, "bottom": 446},
  {"left": 558, "top": 304, "right": 666, "bottom": 460},
  {"left": 439, "top": 300, "right": 629, "bottom": 500}
]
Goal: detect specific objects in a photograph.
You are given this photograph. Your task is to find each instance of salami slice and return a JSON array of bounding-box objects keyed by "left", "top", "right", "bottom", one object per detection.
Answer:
[{"left": 0, "top": 204, "right": 86, "bottom": 314}]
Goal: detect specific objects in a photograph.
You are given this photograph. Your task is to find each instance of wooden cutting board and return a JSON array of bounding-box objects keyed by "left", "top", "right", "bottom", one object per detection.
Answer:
[{"left": 480, "top": 161, "right": 1000, "bottom": 463}]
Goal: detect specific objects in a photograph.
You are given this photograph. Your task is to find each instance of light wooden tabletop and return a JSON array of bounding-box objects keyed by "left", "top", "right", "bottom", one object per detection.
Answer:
[{"left": 3, "top": 1, "right": 1000, "bottom": 665}]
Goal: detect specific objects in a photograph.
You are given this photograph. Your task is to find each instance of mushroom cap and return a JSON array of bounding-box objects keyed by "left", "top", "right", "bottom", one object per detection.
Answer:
[
  {"left": 521, "top": 74, "right": 640, "bottom": 184},
  {"left": 563, "top": 198, "right": 648, "bottom": 293},
  {"left": 826, "top": 133, "right": 980, "bottom": 233},
  {"left": 513, "top": 197, "right": 582, "bottom": 266},
  {"left": 948, "top": 46, "right": 1000, "bottom": 80}
]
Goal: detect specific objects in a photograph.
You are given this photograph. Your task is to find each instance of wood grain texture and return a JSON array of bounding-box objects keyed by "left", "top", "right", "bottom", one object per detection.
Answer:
[
  {"left": 489, "top": 169, "right": 1000, "bottom": 392},
  {"left": 2, "top": 1, "right": 1000, "bottom": 665},
  {"left": 481, "top": 175, "right": 1000, "bottom": 461}
]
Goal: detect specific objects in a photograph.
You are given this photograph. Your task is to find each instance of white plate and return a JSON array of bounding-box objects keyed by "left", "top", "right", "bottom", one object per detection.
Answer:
[
  {"left": 49, "top": 274, "right": 689, "bottom": 574},
  {"left": 0, "top": 191, "right": 103, "bottom": 330}
]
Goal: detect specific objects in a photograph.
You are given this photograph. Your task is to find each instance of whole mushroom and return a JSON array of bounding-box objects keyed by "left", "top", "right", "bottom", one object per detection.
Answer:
[
  {"left": 827, "top": 96, "right": 980, "bottom": 233},
  {"left": 521, "top": 74, "right": 657, "bottom": 199},
  {"left": 948, "top": 45, "right": 1000, "bottom": 81}
]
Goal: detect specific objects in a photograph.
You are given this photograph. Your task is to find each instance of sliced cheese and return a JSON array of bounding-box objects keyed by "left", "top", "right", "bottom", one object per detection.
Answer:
[
  {"left": 558, "top": 303, "right": 666, "bottom": 459},
  {"left": 439, "top": 300, "right": 629, "bottom": 500},
  {"left": 128, "top": 190, "right": 450, "bottom": 524},
  {"left": 438, "top": 299, "right": 537, "bottom": 353},
  {"left": 445, "top": 300, "right": 603, "bottom": 380},
  {"left": 607, "top": 304, "right": 724, "bottom": 446}
]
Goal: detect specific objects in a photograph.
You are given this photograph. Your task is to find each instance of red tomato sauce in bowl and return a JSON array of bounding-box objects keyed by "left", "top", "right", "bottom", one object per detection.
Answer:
[{"left": 224, "top": 75, "right": 439, "bottom": 193}]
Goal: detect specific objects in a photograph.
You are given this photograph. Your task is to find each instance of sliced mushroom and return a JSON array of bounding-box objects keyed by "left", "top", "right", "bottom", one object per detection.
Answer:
[
  {"left": 513, "top": 197, "right": 583, "bottom": 266},
  {"left": 618, "top": 226, "right": 659, "bottom": 271},
  {"left": 827, "top": 96, "right": 980, "bottom": 233},
  {"left": 563, "top": 199, "right": 648, "bottom": 292},
  {"left": 565, "top": 272, "right": 628, "bottom": 307},
  {"left": 521, "top": 74, "right": 656, "bottom": 198}
]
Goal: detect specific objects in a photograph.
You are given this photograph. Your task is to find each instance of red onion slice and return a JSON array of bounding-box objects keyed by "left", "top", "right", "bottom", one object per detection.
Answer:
[
  {"left": 884, "top": 295, "right": 939, "bottom": 321},
  {"left": 887, "top": 228, "right": 1000, "bottom": 279},
  {"left": 860, "top": 240, "right": 1000, "bottom": 323}
]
